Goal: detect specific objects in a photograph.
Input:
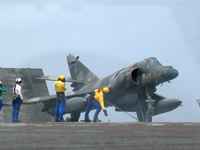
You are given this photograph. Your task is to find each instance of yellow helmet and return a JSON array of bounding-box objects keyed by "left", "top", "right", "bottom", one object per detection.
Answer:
[
  {"left": 59, "top": 75, "right": 65, "bottom": 80},
  {"left": 103, "top": 87, "right": 109, "bottom": 93}
]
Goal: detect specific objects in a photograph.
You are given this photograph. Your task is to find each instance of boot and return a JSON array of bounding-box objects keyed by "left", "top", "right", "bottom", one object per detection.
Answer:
[
  {"left": 93, "top": 119, "right": 101, "bottom": 122},
  {"left": 15, "top": 120, "right": 20, "bottom": 123},
  {"left": 55, "top": 118, "right": 59, "bottom": 122},
  {"left": 59, "top": 118, "right": 65, "bottom": 122},
  {"left": 85, "top": 119, "right": 92, "bottom": 122}
]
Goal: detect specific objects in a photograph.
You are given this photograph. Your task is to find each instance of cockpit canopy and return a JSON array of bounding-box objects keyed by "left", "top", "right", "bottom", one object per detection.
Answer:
[
  {"left": 146, "top": 57, "right": 162, "bottom": 67},
  {"left": 133, "top": 57, "right": 162, "bottom": 67}
]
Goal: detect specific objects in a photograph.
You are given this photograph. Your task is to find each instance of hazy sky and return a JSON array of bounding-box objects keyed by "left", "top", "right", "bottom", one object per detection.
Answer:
[{"left": 1, "top": 0, "right": 200, "bottom": 122}]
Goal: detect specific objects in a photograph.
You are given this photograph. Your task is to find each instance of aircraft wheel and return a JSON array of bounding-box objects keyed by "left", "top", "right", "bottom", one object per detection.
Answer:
[
  {"left": 146, "top": 110, "right": 153, "bottom": 122},
  {"left": 70, "top": 111, "right": 80, "bottom": 122}
]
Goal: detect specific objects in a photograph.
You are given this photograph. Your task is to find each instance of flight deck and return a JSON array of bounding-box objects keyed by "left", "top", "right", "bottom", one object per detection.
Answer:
[{"left": 0, "top": 122, "right": 199, "bottom": 150}]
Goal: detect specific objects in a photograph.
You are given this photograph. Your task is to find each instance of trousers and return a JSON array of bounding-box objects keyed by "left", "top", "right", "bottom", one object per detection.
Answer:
[
  {"left": 0, "top": 99, "right": 2, "bottom": 111},
  {"left": 12, "top": 98, "right": 21, "bottom": 122},
  {"left": 54, "top": 97, "right": 66, "bottom": 119},
  {"left": 85, "top": 99, "right": 101, "bottom": 120}
]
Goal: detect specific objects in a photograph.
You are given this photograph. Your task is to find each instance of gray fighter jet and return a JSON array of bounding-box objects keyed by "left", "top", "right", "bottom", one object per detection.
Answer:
[{"left": 23, "top": 54, "right": 182, "bottom": 122}]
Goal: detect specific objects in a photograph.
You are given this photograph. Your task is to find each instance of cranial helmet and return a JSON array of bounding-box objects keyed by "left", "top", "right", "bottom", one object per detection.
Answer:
[
  {"left": 16, "top": 78, "right": 22, "bottom": 84},
  {"left": 103, "top": 87, "right": 109, "bottom": 93},
  {"left": 59, "top": 75, "right": 65, "bottom": 82}
]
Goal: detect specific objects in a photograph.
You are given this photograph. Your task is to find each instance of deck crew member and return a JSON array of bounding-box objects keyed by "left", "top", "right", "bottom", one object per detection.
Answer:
[
  {"left": 12, "top": 78, "right": 23, "bottom": 122},
  {"left": 85, "top": 87, "right": 109, "bottom": 122},
  {"left": 0, "top": 81, "right": 6, "bottom": 111},
  {"left": 54, "top": 75, "right": 67, "bottom": 122}
]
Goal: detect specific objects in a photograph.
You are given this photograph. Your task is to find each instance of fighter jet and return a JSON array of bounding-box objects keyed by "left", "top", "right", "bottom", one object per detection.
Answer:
[{"left": 22, "top": 54, "right": 182, "bottom": 122}]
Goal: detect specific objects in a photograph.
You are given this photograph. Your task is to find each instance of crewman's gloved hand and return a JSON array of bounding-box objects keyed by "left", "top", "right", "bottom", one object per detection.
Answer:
[
  {"left": 21, "top": 100, "right": 23, "bottom": 104},
  {"left": 103, "top": 109, "right": 108, "bottom": 116}
]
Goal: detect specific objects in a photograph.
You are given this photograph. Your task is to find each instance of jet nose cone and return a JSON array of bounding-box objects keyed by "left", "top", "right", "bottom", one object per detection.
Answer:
[{"left": 167, "top": 68, "right": 179, "bottom": 80}]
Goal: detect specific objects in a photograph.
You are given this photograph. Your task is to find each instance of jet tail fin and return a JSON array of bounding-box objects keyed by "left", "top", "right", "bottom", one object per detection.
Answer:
[
  {"left": 36, "top": 76, "right": 84, "bottom": 83},
  {"left": 67, "top": 54, "right": 99, "bottom": 91}
]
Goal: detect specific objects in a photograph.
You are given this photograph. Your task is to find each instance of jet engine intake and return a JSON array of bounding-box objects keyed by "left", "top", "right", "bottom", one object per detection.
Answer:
[
  {"left": 129, "top": 68, "right": 141, "bottom": 85},
  {"left": 128, "top": 67, "right": 157, "bottom": 88}
]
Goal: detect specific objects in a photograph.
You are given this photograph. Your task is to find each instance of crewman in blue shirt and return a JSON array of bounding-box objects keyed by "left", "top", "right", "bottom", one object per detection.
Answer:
[
  {"left": 54, "top": 75, "right": 67, "bottom": 122},
  {"left": 0, "top": 81, "right": 6, "bottom": 111}
]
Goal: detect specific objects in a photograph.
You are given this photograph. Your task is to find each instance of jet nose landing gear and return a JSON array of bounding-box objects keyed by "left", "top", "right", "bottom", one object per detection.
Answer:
[{"left": 145, "top": 99, "right": 155, "bottom": 122}]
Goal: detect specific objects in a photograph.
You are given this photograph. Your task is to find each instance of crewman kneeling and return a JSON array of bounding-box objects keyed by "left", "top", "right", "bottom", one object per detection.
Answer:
[
  {"left": 84, "top": 87, "right": 109, "bottom": 122},
  {"left": 54, "top": 75, "right": 67, "bottom": 122}
]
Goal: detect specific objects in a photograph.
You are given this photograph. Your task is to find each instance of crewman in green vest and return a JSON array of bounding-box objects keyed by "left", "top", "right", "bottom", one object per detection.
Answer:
[{"left": 0, "top": 81, "right": 6, "bottom": 111}]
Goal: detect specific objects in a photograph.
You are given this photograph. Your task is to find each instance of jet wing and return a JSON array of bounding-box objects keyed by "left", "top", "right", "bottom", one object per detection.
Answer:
[
  {"left": 4, "top": 81, "right": 112, "bottom": 107},
  {"left": 24, "top": 83, "right": 112, "bottom": 103},
  {"left": 36, "top": 76, "right": 84, "bottom": 83},
  {"left": 3, "top": 90, "right": 92, "bottom": 106}
]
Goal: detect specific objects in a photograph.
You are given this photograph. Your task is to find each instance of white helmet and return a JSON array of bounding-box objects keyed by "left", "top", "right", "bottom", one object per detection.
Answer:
[{"left": 15, "top": 78, "right": 22, "bottom": 84}]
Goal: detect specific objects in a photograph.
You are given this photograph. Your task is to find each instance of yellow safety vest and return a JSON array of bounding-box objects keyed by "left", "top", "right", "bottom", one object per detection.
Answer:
[
  {"left": 54, "top": 80, "right": 67, "bottom": 92},
  {"left": 94, "top": 89, "right": 105, "bottom": 110}
]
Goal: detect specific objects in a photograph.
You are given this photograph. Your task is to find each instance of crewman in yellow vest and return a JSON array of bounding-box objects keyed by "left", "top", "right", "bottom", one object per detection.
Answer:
[
  {"left": 84, "top": 87, "right": 109, "bottom": 122},
  {"left": 54, "top": 75, "right": 67, "bottom": 122}
]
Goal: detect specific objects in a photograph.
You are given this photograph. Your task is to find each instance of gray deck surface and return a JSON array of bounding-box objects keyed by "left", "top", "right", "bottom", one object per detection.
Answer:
[{"left": 0, "top": 122, "right": 199, "bottom": 150}]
